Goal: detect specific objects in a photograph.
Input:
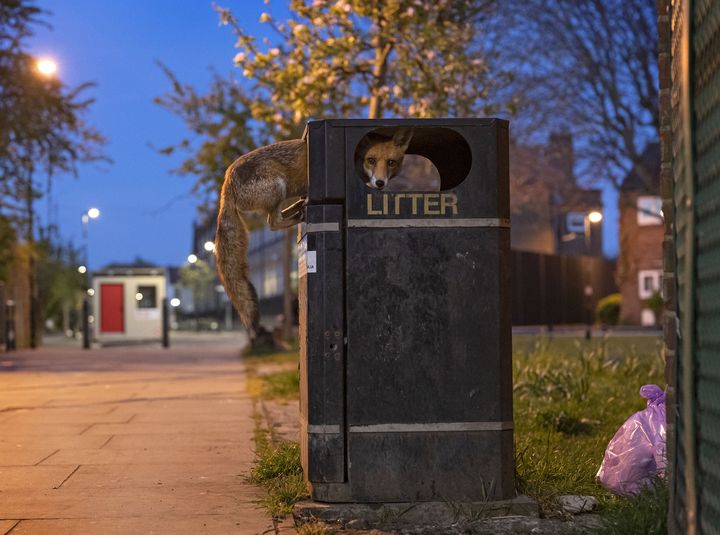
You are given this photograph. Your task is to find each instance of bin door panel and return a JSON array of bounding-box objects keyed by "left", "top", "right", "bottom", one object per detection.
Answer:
[
  {"left": 345, "top": 227, "right": 511, "bottom": 425},
  {"left": 100, "top": 284, "right": 125, "bottom": 333},
  {"left": 298, "top": 205, "right": 346, "bottom": 483}
]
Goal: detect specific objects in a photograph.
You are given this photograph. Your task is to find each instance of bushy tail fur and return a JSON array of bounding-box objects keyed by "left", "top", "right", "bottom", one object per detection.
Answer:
[{"left": 215, "top": 193, "right": 259, "bottom": 339}]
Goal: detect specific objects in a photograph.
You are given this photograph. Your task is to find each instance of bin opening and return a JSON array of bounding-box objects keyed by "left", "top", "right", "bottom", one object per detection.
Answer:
[{"left": 354, "top": 126, "right": 472, "bottom": 191}]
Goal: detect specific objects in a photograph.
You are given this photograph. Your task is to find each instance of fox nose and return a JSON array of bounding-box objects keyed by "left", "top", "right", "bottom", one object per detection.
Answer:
[{"left": 375, "top": 180, "right": 385, "bottom": 188}]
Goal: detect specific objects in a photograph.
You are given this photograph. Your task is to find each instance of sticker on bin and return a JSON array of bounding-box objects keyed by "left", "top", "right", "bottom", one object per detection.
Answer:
[{"left": 298, "top": 238, "right": 317, "bottom": 276}]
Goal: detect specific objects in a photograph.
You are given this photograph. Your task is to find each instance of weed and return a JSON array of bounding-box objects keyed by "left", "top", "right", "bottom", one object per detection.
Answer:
[
  {"left": 249, "top": 408, "right": 308, "bottom": 518},
  {"left": 598, "top": 479, "right": 668, "bottom": 534},
  {"left": 261, "top": 369, "right": 299, "bottom": 399},
  {"left": 297, "top": 521, "right": 331, "bottom": 534}
]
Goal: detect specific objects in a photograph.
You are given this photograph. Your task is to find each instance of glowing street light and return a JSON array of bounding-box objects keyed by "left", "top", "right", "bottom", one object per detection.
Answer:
[
  {"left": 36, "top": 57, "right": 58, "bottom": 77},
  {"left": 187, "top": 254, "right": 198, "bottom": 264},
  {"left": 170, "top": 298, "right": 181, "bottom": 307},
  {"left": 203, "top": 240, "right": 215, "bottom": 252},
  {"left": 78, "top": 265, "right": 87, "bottom": 274},
  {"left": 87, "top": 207, "right": 100, "bottom": 219},
  {"left": 587, "top": 211, "right": 603, "bottom": 224}
]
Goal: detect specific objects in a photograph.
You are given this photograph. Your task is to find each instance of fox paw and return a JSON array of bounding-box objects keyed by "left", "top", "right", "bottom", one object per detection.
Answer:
[{"left": 280, "top": 197, "right": 307, "bottom": 221}]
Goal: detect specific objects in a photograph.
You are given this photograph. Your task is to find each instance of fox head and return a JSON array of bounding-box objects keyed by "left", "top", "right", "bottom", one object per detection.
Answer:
[{"left": 359, "top": 128, "right": 414, "bottom": 190}]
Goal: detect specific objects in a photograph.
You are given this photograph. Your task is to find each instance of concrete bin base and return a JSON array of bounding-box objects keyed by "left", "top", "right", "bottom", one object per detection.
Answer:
[{"left": 294, "top": 495, "right": 539, "bottom": 532}]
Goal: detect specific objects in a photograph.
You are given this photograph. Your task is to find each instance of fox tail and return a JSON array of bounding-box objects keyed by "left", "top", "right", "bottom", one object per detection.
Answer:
[{"left": 215, "top": 197, "right": 259, "bottom": 340}]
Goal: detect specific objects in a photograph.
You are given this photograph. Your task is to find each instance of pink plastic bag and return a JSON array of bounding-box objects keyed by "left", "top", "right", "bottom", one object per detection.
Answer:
[{"left": 596, "top": 384, "right": 667, "bottom": 495}]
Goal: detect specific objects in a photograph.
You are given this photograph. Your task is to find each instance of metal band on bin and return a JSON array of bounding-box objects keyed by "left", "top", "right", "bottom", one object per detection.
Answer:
[
  {"left": 347, "top": 218, "right": 510, "bottom": 228},
  {"left": 348, "top": 421, "right": 514, "bottom": 433},
  {"left": 304, "top": 222, "right": 341, "bottom": 233}
]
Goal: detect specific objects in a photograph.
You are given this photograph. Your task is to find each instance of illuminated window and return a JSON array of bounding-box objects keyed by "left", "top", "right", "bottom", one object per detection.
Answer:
[
  {"left": 264, "top": 270, "right": 278, "bottom": 297},
  {"left": 638, "top": 270, "right": 662, "bottom": 299},
  {"left": 637, "top": 196, "right": 662, "bottom": 226}
]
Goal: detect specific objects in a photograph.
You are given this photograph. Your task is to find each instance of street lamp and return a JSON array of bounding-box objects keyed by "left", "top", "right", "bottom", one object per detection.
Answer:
[
  {"left": 583, "top": 210, "right": 603, "bottom": 252},
  {"left": 204, "top": 240, "right": 215, "bottom": 253},
  {"left": 587, "top": 211, "right": 603, "bottom": 224},
  {"left": 35, "top": 57, "right": 58, "bottom": 78},
  {"left": 81, "top": 207, "right": 101, "bottom": 270},
  {"left": 187, "top": 253, "right": 198, "bottom": 264}
]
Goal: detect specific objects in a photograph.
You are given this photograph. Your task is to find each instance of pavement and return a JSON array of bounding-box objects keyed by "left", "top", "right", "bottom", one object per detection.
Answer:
[{"left": 0, "top": 332, "right": 281, "bottom": 535}]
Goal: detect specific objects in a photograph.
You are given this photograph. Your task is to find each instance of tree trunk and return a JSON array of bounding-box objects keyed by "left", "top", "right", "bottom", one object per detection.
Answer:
[{"left": 368, "top": 43, "right": 392, "bottom": 119}]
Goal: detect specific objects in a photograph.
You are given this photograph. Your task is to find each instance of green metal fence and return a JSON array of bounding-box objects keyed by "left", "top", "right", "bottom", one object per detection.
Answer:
[{"left": 672, "top": 0, "right": 720, "bottom": 532}]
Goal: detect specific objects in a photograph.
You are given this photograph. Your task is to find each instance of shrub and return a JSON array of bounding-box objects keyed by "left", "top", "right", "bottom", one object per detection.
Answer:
[{"left": 596, "top": 293, "right": 621, "bottom": 326}]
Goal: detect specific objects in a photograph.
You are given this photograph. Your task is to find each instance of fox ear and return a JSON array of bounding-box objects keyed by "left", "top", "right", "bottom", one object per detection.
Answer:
[{"left": 392, "top": 127, "right": 414, "bottom": 148}]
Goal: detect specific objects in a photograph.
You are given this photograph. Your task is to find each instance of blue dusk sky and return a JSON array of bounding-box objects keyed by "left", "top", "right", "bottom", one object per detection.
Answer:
[{"left": 30, "top": 1, "right": 619, "bottom": 269}]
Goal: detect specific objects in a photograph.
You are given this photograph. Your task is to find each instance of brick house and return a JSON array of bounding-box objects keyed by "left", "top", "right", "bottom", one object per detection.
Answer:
[
  {"left": 510, "top": 132, "right": 604, "bottom": 257},
  {"left": 617, "top": 144, "right": 663, "bottom": 325}
]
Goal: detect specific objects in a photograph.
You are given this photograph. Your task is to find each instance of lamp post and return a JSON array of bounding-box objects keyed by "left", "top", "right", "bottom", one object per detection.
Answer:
[
  {"left": 583, "top": 210, "right": 603, "bottom": 339},
  {"left": 25, "top": 57, "right": 59, "bottom": 348},
  {"left": 80, "top": 208, "right": 99, "bottom": 349},
  {"left": 186, "top": 253, "right": 199, "bottom": 330},
  {"left": 584, "top": 210, "right": 603, "bottom": 253},
  {"left": 81, "top": 207, "right": 100, "bottom": 269}
]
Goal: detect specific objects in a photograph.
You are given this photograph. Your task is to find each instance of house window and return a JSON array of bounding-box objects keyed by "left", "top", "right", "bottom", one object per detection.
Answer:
[
  {"left": 637, "top": 196, "right": 663, "bottom": 226},
  {"left": 136, "top": 285, "right": 157, "bottom": 309},
  {"left": 638, "top": 270, "right": 662, "bottom": 299},
  {"left": 566, "top": 212, "right": 586, "bottom": 234}
]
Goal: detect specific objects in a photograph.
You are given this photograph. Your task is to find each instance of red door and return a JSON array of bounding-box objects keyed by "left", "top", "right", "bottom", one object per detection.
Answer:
[{"left": 100, "top": 284, "right": 124, "bottom": 333}]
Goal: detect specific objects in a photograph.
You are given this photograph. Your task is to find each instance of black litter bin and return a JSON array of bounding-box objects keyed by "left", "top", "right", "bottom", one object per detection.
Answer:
[{"left": 298, "top": 118, "right": 512, "bottom": 502}]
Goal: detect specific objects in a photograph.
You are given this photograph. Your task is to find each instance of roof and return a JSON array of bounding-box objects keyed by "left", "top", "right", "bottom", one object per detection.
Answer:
[
  {"left": 92, "top": 267, "right": 166, "bottom": 278},
  {"left": 621, "top": 143, "right": 660, "bottom": 193}
]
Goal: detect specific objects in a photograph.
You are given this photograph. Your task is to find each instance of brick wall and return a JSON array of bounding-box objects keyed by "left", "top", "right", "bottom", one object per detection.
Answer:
[
  {"left": 617, "top": 190, "right": 664, "bottom": 324},
  {"left": 656, "top": 0, "right": 677, "bottom": 530}
]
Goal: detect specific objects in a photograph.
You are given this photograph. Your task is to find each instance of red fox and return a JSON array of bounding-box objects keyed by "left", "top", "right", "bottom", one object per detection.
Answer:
[{"left": 215, "top": 128, "right": 413, "bottom": 342}]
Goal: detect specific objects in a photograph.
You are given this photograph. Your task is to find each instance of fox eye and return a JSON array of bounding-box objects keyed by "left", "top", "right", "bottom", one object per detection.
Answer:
[
  {"left": 387, "top": 159, "right": 397, "bottom": 167},
  {"left": 366, "top": 157, "right": 376, "bottom": 165}
]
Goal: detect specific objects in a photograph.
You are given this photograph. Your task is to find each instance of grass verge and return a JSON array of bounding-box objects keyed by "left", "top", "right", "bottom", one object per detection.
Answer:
[
  {"left": 244, "top": 346, "right": 300, "bottom": 400},
  {"left": 245, "top": 335, "right": 668, "bottom": 531},
  {"left": 513, "top": 334, "right": 667, "bottom": 529},
  {"left": 248, "top": 410, "right": 308, "bottom": 518}
]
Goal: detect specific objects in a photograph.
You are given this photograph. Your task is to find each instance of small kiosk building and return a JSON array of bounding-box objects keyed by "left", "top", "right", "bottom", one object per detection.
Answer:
[{"left": 92, "top": 267, "right": 166, "bottom": 345}]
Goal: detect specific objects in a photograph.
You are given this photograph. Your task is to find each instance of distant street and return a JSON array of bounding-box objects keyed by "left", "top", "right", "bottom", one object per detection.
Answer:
[{"left": 0, "top": 332, "right": 277, "bottom": 535}]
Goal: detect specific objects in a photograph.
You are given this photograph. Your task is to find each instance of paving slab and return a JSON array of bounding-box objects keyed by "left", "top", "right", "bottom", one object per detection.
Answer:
[
  {"left": 8, "top": 512, "right": 270, "bottom": 535},
  {"left": 0, "top": 335, "right": 278, "bottom": 535},
  {"left": 2, "top": 409, "right": 137, "bottom": 425},
  {"left": 42, "top": 445, "right": 248, "bottom": 466},
  {"left": 0, "top": 465, "right": 78, "bottom": 491},
  {"left": 0, "top": 446, "right": 61, "bottom": 466},
  {"left": 60, "top": 462, "right": 253, "bottom": 490},
  {"left": 0, "top": 520, "right": 19, "bottom": 534},
  {"left": 0, "top": 434, "right": 113, "bottom": 450}
]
